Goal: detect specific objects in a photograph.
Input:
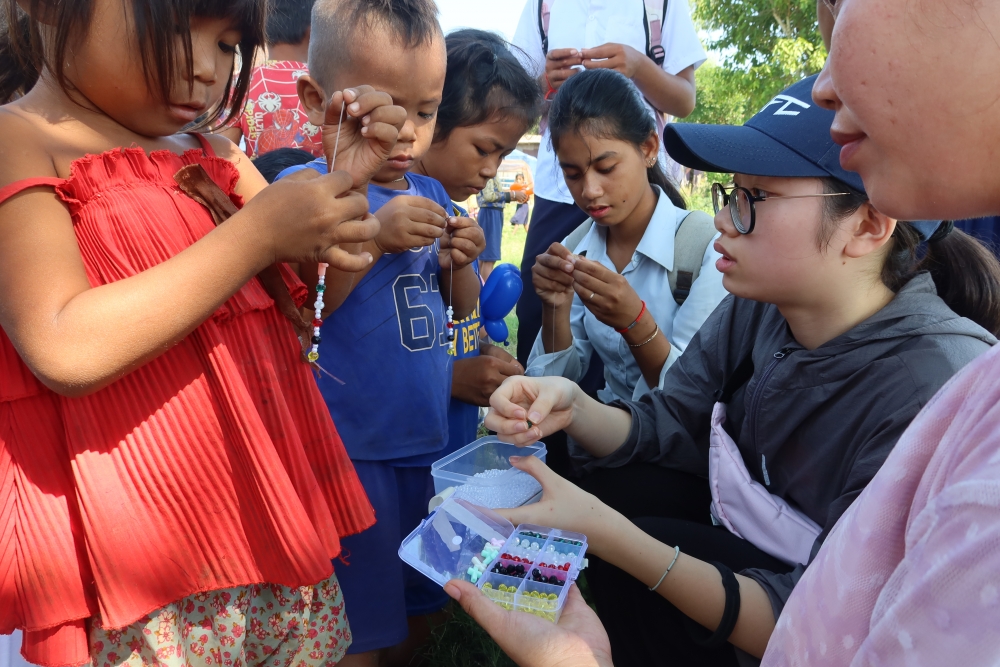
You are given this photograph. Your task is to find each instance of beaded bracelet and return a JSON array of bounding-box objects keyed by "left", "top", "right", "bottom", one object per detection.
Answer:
[
  {"left": 628, "top": 323, "right": 660, "bottom": 348},
  {"left": 615, "top": 300, "right": 647, "bottom": 333}
]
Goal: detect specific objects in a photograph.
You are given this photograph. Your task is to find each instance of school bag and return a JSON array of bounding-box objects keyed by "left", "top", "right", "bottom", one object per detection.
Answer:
[
  {"left": 537, "top": 0, "right": 669, "bottom": 67},
  {"left": 562, "top": 208, "right": 717, "bottom": 305}
]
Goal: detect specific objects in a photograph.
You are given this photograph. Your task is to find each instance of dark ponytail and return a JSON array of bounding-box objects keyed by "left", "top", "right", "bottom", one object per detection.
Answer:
[
  {"left": 822, "top": 178, "right": 1000, "bottom": 335},
  {"left": 548, "top": 68, "right": 687, "bottom": 210},
  {"left": 912, "top": 227, "right": 1000, "bottom": 335},
  {"left": 435, "top": 29, "right": 543, "bottom": 143},
  {"left": 0, "top": 4, "right": 39, "bottom": 103}
]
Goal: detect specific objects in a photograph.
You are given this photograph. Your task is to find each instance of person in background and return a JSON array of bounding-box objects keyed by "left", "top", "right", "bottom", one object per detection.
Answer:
[
  {"left": 413, "top": 29, "right": 542, "bottom": 460},
  {"left": 478, "top": 175, "right": 528, "bottom": 282},
  {"left": 511, "top": 0, "right": 707, "bottom": 369},
  {"left": 219, "top": 0, "right": 323, "bottom": 157},
  {"left": 252, "top": 146, "right": 315, "bottom": 183},
  {"left": 510, "top": 172, "right": 532, "bottom": 230},
  {"left": 526, "top": 69, "right": 726, "bottom": 407}
]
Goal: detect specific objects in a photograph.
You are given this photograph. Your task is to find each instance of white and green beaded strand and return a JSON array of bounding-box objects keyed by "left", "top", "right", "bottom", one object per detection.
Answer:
[{"left": 308, "top": 98, "right": 347, "bottom": 363}]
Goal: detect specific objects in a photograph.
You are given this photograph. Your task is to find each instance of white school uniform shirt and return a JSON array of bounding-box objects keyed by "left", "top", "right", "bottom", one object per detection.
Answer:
[
  {"left": 525, "top": 187, "right": 728, "bottom": 404},
  {"left": 512, "top": 0, "right": 708, "bottom": 205}
]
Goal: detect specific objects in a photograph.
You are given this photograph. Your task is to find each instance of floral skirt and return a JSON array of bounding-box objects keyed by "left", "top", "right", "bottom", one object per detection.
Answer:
[{"left": 89, "top": 573, "right": 351, "bottom": 667}]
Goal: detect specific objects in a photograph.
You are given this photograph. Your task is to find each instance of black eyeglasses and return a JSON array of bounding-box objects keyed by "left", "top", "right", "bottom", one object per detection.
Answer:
[{"left": 711, "top": 183, "right": 852, "bottom": 234}]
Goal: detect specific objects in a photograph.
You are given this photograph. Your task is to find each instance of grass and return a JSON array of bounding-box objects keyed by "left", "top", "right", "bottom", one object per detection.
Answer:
[{"left": 497, "top": 208, "right": 529, "bottom": 354}]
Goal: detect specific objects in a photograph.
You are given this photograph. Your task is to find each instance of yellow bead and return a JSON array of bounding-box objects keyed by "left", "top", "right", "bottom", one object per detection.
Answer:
[
  {"left": 547, "top": 593, "right": 558, "bottom": 600},
  {"left": 482, "top": 583, "right": 492, "bottom": 590},
  {"left": 307, "top": 351, "right": 319, "bottom": 362}
]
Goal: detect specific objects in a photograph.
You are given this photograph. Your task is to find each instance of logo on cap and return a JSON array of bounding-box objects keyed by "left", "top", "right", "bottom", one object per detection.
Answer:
[{"left": 761, "top": 94, "right": 811, "bottom": 117}]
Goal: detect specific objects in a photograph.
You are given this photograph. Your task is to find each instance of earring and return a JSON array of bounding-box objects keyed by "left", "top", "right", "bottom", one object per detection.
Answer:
[{"left": 647, "top": 158, "right": 656, "bottom": 168}]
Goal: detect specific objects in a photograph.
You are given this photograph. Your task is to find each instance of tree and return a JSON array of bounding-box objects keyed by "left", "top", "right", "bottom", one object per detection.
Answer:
[{"left": 686, "top": 0, "right": 826, "bottom": 125}]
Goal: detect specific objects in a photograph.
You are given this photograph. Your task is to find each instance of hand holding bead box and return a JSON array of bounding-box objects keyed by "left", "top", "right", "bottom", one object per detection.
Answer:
[{"left": 399, "top": 499, "right": 588, "bottom": 623}]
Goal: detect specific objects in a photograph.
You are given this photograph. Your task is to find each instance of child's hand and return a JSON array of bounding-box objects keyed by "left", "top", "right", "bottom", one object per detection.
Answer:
[
  {"left": 440, "top": 216, "right": 486, "bottom": 270},
  {"left": 571, "top": 256, "right": 643, "bottom": 330},
  {"left": 242, "top": 169, "right": 378, "bottom": 271},
  {"left": 452, "top": 344, "right": 524, "bottom": 407},
  {"left": 323, "top": 86, "right": 407, "bottom": 188},
  {"left": 533, "top": 243, "right": 576, "bottom": 310},
  {"left": 485, "top": 375, "right": 578, "bottom": 446},
  {"left": 373, "top": 195, "right": 447, "bottom": 254},
  {"left": 513, "top": 190, "right": 529, "bottom": 204}
]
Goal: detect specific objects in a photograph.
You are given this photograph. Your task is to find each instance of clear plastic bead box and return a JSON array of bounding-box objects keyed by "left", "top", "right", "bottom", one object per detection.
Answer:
[
  {"left": 430, "top": 436, "right": 547, "bottom": 509},
  {"left": 399, "top": 498, "right": 588, "bottom": 623}
]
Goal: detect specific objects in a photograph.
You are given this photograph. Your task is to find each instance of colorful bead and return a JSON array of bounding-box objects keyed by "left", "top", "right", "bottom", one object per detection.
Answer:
[
  {"left": 446, "top": 305, "right": 455, "bottom": 356},
  {"left": 306, "top": 263, "right": 330, "bottom": 363}
]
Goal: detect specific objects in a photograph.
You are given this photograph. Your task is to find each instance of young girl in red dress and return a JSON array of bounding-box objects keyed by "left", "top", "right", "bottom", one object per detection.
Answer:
[{"left": 0, "top": 1, "right": 405, "bottom": 665}]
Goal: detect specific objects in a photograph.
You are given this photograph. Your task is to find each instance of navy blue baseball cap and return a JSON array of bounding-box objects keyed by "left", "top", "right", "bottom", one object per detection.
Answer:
[{"left": 663, "top": 75, "right": 866, "bottom": 193}]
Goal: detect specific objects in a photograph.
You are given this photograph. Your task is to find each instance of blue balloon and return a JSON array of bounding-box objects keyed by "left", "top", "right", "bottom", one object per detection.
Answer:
[
  {"left": 483, "top": 318, "right": 510, "bottom": 344},
  {"left": 479, "top": 264, "right": 522, "bottom": 346},
  {"left": 481, "top": 263, "right": 522, "bottom": 321}
]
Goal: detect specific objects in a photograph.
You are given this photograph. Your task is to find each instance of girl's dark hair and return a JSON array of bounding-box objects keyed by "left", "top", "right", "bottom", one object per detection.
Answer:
[
  {"left": 821, "top": 178, "right": 1000, "bottom": 335},
  {"left": 1, "top": 0, "right": 265, "bottom": 127},
  {"left": 266, "top": 0, "right": 315, "bottom": 47},
  {"left": 548, "top": 68, "right": 687, "bottom": 210},
  {"left": 435, "top": 29, "right": 543, "bottom": 143}
]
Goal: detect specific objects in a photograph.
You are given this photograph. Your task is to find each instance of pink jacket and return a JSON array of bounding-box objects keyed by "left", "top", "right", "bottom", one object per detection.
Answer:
[{"left": 764, "top": 343, "right": 1000, "bottom": 665}]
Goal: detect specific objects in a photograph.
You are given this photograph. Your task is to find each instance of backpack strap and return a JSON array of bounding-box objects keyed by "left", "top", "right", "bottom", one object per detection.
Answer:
[
  {"left": 538, "top": 0, "right": 551, "bottom": 55},
  {"left": 668, "top": 209, "right": 717, "bottom": 305},
  {"left": 643, "top": 0, "right": 668, "bottom": 66},
  {"left": 713, "top": 351, "right": 754, "bottom": 404}
]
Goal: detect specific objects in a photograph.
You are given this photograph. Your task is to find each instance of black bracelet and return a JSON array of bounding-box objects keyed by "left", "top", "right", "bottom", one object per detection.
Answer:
[{"left": 690, "top": 562, "right": 742, "bottom": 649}]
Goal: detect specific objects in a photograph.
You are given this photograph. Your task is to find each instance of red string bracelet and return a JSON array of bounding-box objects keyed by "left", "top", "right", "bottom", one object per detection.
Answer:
[
  {"left": 615, "top": 300, "right": 647, "bottom": 334},
  {"left": 544, "top": 72, "right": 557, "bottom": 101}
]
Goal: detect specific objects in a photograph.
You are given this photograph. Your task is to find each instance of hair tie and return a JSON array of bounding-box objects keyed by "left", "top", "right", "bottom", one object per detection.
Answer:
[{"left": 929, "top": 220, "right": 955, "bottom": 244}]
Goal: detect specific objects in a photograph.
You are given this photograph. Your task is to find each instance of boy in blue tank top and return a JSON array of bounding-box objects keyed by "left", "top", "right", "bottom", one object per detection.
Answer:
[{"left": 276, "top": 0, "right": 485, "bottom": 662}]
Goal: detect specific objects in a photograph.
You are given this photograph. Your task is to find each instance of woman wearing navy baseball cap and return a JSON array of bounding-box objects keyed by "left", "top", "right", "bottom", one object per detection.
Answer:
[{"left": 481, "top": 74, "right": 1000, "bottom": 666}]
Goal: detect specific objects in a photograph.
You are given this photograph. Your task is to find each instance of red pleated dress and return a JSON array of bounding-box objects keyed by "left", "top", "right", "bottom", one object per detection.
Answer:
[{"left": 0, "top": 135, "right": 375, "bottom": 666}]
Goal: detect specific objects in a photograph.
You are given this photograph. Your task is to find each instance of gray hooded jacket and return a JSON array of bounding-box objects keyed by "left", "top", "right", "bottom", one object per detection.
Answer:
[{"left": 572, "top": 273, "right": 995, "bottom": 617}]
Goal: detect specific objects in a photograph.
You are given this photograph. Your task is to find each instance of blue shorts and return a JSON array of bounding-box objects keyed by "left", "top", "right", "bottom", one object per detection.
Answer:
[
  {"left": 478, "top": 207, "right": 503, "bottom": 262},
  {"left": 337, "top": 460, "right": 450, "bottom": 654}
]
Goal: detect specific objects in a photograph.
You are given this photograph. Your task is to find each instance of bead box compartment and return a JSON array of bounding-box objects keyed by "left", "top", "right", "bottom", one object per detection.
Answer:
[
  {"left": 399, "top": 501, "right": 588, "bottom": 623},
  {"left": 431, "top": 436, "right": 547, "bottom": 509}
]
